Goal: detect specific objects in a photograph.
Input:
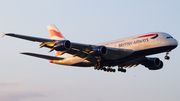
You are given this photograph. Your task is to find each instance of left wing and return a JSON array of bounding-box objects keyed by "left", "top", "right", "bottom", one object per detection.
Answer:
[
  {"left": 3, "top": 33, "right": 55, "bottom": 42},
  {"left": 3, "top": 33, "right": 58, "bottom": 48},
  {"left": 3, "top": 33, "right": 134, "bottom": 60}
]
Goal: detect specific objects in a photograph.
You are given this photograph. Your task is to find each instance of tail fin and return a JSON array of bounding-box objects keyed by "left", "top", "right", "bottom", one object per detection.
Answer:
[
  {"left": 47, "top": 24, "right": 65, "bottom": 57},
  {"left": 47, "top": 24, "right": 65, "bottom": 40}
]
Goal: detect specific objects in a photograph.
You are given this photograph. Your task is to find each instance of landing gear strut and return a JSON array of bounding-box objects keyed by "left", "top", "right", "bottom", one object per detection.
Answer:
[{"left": 164, "top": 52, "right": 170, "bottom": 60}]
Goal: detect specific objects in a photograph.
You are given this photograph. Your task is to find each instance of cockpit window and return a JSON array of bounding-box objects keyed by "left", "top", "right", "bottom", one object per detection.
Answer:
[{"left": 166, "top": 37, "right": 173, "bottom": 39}]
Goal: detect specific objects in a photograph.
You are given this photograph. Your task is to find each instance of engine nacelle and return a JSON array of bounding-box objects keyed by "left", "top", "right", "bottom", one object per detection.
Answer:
[
  {"left": 90, "top": 46, "right": 108, "bottom": 56},
  {"left": 142, "top": 58, "right": 163, "bottom": 70},
  {"left": 54, "top": 40, "right": 71, "bottom": 51}
]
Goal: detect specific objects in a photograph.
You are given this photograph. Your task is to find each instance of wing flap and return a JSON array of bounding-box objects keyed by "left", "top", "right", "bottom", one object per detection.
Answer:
[{"left": 21, "top": 52, "right": 64, "bottom": 60}]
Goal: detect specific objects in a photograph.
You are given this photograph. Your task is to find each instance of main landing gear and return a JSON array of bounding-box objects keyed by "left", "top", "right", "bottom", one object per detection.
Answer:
[
  {"left": 118, "top": 67, "right": 126, "bottom": 73},
  {"left": 94, "top": 64, "right": 116, "bottom": 73},
  {"left": 94, "top": 58, "right": 115, "bottom": 73},
  {"left": 94, "top": 64, "right": 126, "bottom": 73},
  {"left": 94, "top": 57, "right": 125, "bottom": 73},
  {"left": 164, "top": 51, "right": 170, "bottom": 60}
]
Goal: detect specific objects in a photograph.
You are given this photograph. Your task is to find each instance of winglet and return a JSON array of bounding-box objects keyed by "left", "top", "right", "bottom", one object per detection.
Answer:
[{"left": 2, "top": 32, "right": 5, "bottom": 38}]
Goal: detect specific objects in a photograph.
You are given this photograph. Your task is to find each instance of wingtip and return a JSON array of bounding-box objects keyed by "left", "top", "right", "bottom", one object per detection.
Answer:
[
  {"left": 2, "top": 32, "right": 5, "bottom": 38},
  {"left": 20, "top": 52, "right": 28, "bottom": 55}
]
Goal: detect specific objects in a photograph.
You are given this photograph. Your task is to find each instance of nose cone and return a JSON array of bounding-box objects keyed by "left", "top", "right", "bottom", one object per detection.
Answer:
[
  {"left": 173, "top": 38, "right": 178, "bottom": 47},
  {"left": 169, "top": 38, "right": 178, "bottom": 49}
]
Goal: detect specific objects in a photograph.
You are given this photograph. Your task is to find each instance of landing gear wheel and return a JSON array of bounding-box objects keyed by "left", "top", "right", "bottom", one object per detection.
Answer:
[
  {"left": 165, "top": 51, "right": 170, "bottom": 60},
  {"left": 106, "top": 68, "right": 110, "bottom": 72},
  {"left": 103, "top": 68, "right": 107, "bottom": 71},
  {"left": 110, "top": 68, "right": 113, "bottom": 72},
  {"left": 165, "top": 56, "right": 170, "bottom": 60},
  {"left": 122, "top": 69, "right": 126, "bottom": 73},
  {"left": 118, "top": 67, "right": 126, "bottom": 73}
]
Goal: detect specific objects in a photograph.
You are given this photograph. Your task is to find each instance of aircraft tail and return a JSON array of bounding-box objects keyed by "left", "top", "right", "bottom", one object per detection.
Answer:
[
  {"left": 47, "top": 24, "right": 65, "bottom": 40},
  {"left": 47, "top": 24, "right": 65, "bottom": 56}
]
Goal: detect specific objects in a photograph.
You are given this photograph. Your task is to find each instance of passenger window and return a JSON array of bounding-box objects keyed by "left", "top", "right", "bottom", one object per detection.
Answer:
[{"left": 166, "top": 37, "right": 173, "bottom": 39}]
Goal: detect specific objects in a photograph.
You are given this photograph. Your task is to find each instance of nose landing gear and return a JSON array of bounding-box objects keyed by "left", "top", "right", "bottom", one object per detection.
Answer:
[{"left": 164, "top": 52, "right": 170, "bottom": 60}]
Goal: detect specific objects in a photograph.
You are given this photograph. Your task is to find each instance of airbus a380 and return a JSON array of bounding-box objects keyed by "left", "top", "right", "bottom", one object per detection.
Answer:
[{"left": 3, "top": 25, "right": 178, "bottom": 73}]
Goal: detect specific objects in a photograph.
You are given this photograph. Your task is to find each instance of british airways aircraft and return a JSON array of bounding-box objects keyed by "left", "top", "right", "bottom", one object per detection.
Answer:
[{"left": 2, "top": 25, "right": 178, "bottom": 73}]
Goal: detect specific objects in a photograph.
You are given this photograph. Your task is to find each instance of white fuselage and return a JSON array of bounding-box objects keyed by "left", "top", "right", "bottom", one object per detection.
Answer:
[{"left": 50, "top": 32, "right": 178, "bottom": 66}]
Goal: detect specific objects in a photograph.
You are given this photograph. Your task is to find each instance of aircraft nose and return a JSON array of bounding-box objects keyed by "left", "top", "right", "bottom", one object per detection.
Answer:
[
  {"left": 174, "top": 38, "right": 178, "bottom": 46},
  {"left": 171, "top": 38, "right": 178, "bottom": 48}
]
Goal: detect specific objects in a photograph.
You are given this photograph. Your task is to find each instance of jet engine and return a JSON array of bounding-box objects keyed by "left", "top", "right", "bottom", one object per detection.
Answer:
[
  {"left": 90, "top": 46, "right": 108, "bottom": 56},
  {"left": 54, "top": 40, "right": 71, "bottom": 51},
  {"left": 142, "top": 58, "right": 163, "bottom": 70}
]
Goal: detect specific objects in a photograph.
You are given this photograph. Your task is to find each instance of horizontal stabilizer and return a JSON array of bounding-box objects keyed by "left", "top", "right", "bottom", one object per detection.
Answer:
[{"left": 21, "top": 52, "right": 64, "bottom": 60}]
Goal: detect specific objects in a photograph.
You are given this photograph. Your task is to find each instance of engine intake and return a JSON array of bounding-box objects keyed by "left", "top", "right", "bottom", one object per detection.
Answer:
[
  {"left": 142, "top": 58, "right": 163, "bottom": 70},
  {"left": 90, "top": 46, "right": 108, "bottom": 56},
  {"left": 54, "top": 40, "right": 71, "bottom": 51}
]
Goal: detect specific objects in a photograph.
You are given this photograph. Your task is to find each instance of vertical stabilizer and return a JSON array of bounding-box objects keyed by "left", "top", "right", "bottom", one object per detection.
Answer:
[
  {"left": 47, "top": 24, "right": 65, "bottom": 56},
  {"left": 47, "top": 24, "right": 65, "bottom": 40}
]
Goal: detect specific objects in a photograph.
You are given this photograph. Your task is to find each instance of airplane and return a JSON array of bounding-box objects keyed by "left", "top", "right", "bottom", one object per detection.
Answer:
[{"left": 2, "top": 24, "right": 178, "bottom": 73}]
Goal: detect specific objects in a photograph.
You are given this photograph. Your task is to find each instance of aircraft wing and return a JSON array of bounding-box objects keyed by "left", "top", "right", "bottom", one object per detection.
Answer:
[
  {"left": 3, "top": 33, "right": 134, "bottom": 60},
  {"left": 3, "top": 33, "right": 55, "bottom": 42},
  {"left": 66, "top": 43, "right": 134, "bottom": 60},
  {"left": 21, "top": 52, "right": 64, "bottom": 60}
]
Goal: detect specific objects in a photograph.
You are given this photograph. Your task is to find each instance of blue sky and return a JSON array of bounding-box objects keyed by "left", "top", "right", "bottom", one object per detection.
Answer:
[{"left": 0, "top": 0, "right": 180, "bottom": 101}]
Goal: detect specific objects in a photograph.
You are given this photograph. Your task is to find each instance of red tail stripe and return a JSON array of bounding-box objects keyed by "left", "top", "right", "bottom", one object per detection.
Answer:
[{"left": 48, "top": 30, "right": 63, "bottom": 38}]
